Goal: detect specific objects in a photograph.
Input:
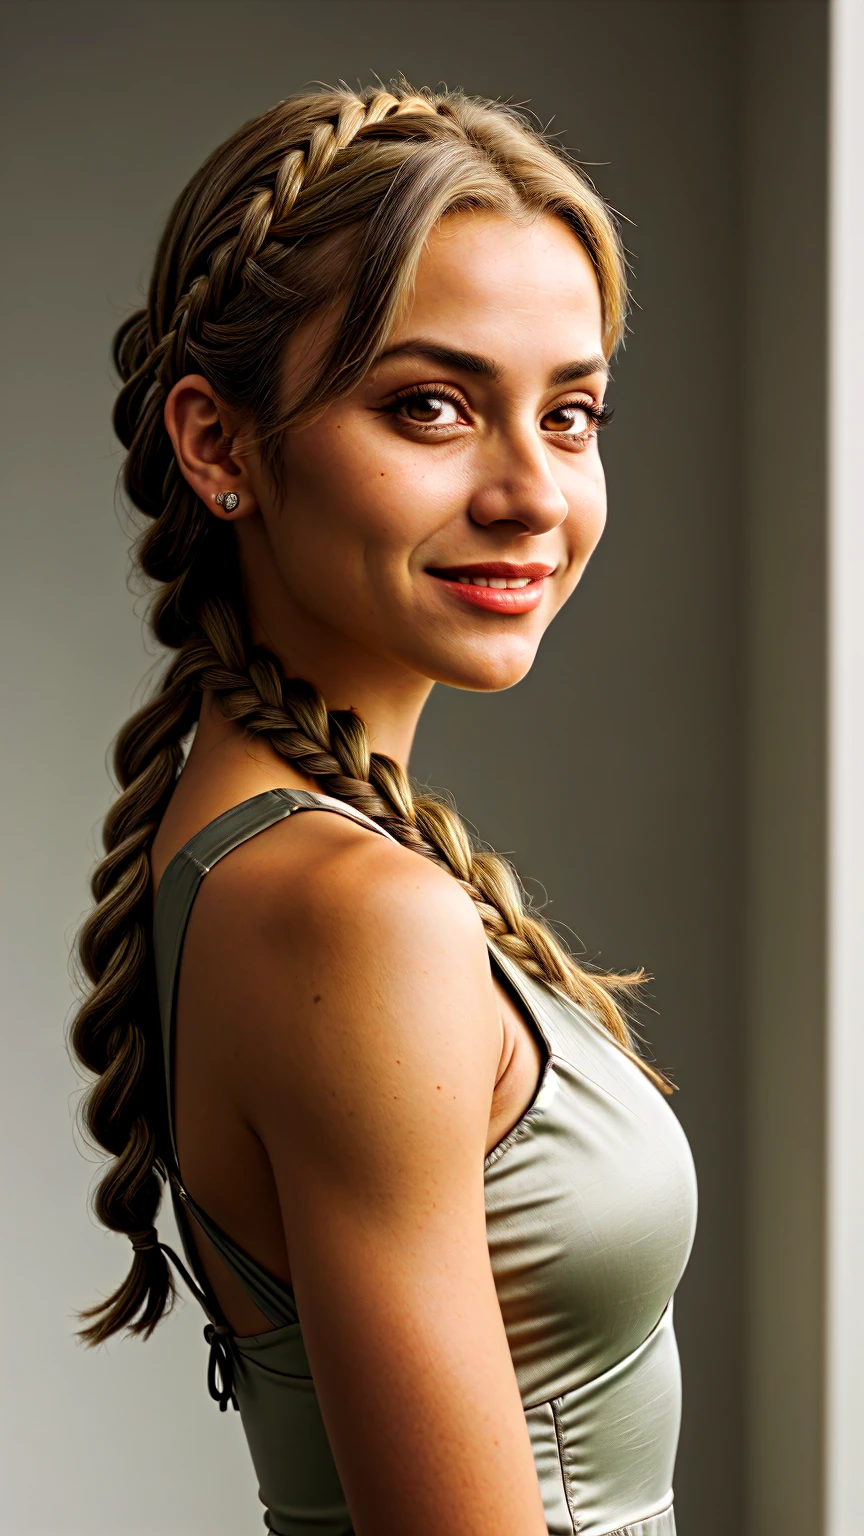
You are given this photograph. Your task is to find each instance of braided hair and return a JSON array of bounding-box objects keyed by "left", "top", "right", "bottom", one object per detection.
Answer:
[{"left": 71, "top": 81, "right": 665, "bottom": 1348}]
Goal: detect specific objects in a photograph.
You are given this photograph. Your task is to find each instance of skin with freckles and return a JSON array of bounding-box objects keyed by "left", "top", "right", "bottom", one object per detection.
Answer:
[{"left": 151, "top": 210, "right": 609, "bottom": 1536}]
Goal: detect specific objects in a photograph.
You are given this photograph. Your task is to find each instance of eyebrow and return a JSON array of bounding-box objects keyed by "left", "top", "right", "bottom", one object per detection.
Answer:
[
  {"left": 373, "top": 338, "right": 609, "bottom": 387},
  {"left": 549, "top": 353, "right": 609, "bottom": 386}
]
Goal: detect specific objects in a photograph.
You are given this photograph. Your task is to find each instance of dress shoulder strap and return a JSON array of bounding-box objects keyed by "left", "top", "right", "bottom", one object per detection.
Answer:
[{"left": 151, "top": 787, "right": 397, "bottom": 1332}]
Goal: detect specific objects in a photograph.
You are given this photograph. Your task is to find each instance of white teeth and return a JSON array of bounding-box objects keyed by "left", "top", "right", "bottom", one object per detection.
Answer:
[{"left": 450, "top": 574, "right": 534, "bottom": 588}]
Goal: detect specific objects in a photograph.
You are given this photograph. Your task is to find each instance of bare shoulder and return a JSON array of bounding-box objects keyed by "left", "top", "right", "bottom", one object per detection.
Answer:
[
  {"left": 203, "top": 799, "right": 487, "bottom": 979},
  {"left": 191, "top": 804, "right": 501, "bottom": 1157},
  {"left": 283, "top": 802, "right": 483, "bottom": 947}
]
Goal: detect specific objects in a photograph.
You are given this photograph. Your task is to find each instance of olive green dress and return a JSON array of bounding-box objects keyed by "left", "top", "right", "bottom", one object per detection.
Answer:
[{"left": 152, "top": 788, "right": 697, "bottom": 1536}]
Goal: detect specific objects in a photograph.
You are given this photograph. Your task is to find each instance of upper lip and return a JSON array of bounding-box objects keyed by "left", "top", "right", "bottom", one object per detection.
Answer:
[{"left": 427, "top": 561, "right": 556, "bottom": 579}]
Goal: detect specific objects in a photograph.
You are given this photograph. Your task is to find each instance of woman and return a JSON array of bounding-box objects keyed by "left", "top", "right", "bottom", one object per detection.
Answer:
[{"left": 71, "top": 83, "right": 697, "bottom": 1536}]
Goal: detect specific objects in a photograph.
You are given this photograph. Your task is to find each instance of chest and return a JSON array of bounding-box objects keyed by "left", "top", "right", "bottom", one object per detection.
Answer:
[{"left": 483, "top": 958, "right": 698, "bottom": 1405}]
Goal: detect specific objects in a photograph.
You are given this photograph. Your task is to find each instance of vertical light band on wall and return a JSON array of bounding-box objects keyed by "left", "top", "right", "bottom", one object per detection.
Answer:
[{"left": 826, "top": 2, "right": 864, "bottom": 1533}]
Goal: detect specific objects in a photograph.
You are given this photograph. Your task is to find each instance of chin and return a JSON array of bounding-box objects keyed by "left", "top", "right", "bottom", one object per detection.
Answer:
[{"left": 426, "top": 636, "right": 540, "bottom": 694}]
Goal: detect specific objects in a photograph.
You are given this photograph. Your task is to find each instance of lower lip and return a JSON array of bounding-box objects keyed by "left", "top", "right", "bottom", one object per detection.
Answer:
[{"left": 429, "top": 575, "right": 547, "bottom": 614}]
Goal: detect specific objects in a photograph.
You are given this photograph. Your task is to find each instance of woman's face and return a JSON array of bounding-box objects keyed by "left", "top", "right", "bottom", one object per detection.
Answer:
[{"left": 247, "top": 209, "right": 609, "bottom": 694}]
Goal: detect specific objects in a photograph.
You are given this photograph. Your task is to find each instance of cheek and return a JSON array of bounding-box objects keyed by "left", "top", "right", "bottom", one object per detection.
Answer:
[
  {"left": 564, "top": 456, "right": 608, "bottom": 560},
  {"left": 277, "top": 416, "right": 458, "bottom": 565},
  {"left": 285, "top": 420, "right": 387, "bottom": 528}
]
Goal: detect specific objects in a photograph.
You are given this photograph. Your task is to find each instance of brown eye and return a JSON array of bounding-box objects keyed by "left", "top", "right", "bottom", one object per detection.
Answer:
[
  {"left": 543, "top": 404, "right": 593, "bottom": 435},
  {"left": 397, "top": 394, "right": 461, "bottom": 426}
]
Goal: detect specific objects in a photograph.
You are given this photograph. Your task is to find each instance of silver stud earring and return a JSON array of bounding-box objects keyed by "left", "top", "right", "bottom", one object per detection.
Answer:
[{"left": 215, "top": 491, "right": 239, "bottom": 512}]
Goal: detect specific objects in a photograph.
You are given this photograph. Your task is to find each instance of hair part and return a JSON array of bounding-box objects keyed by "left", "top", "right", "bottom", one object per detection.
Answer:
[{"left": 70, "top": 79, "right": 664, "bottom": 1349}]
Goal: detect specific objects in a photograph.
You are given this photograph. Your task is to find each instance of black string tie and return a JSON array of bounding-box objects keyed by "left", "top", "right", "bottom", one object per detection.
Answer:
[
  {"left": 203, "top": 1322, "right": 239, "bottom": 1412},
  {"left": 129, "top": 1227, "right": 160, "bottom": 1253},
  {"left": 129, "top": 1223, "right": 240, "bottom": 1415}
]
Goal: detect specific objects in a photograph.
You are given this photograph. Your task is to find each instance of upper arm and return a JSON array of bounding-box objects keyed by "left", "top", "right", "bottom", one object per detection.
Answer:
[{"left": 232, "top": 825, "right": 547, "bottom": 1536}]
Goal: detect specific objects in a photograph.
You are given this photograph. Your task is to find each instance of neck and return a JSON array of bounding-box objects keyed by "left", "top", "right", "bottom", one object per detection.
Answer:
[
  {"left": 242, "top": 577, "right": 434, "bottom": 771},
  {"left": 314, "top": 668, "right": 433, "bottom": 768},
  {"left": 249, "top": 628, "right": 433, "bottom": 768},
  {"left": 192, "top": 651, "right": 431, "bottom": 807}
]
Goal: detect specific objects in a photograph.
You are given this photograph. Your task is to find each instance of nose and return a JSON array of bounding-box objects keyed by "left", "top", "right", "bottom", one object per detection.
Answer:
[{"left": 467, "top": 427, "right": 570, "bottom": 534}]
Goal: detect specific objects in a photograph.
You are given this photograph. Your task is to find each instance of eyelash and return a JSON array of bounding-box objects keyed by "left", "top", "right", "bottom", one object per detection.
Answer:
[{"left": 384, "top": 384, "right": 614, "bottom": 443}]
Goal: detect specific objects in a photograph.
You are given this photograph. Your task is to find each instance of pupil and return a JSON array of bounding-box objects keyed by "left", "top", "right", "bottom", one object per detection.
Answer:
[{"left": 411, "top": 396, "right": 439, "bottom": 419}]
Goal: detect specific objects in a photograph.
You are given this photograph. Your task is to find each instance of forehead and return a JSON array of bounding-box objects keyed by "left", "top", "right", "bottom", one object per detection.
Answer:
[{"left": 396, "top": 210, "right": 604, "bottom": 361}]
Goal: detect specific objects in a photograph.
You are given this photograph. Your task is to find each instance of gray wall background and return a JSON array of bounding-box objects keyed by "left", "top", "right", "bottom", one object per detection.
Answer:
[{"left": 0, "top": 3, "right": 829, "bottom": 1534}]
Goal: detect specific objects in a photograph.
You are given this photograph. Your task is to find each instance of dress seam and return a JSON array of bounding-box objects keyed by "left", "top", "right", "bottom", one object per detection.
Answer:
[
  {"left": 551, "top": 1394, "right": 581, "bottom": 1534},
  {"left": 603, "top": 1502, "right": 674, "bottom": 1535},
  {"left": 483, "top": 1054, "right": 561, "bottom": 1169}
]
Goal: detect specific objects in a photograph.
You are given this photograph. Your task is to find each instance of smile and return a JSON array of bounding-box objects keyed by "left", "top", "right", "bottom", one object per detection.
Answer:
[
  {"left": 427, "top": 562, "right": 554, "bottom": 615},
  {"left": 452, "top": 574, "right": 532, "bottom": 588}
]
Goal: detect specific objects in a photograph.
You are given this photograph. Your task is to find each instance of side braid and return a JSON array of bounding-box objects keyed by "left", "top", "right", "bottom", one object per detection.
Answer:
[
  {"left": 72, "top": 80, "right": 659, "bottom": 1348},
  {"left": 186, "top": 605, "right": 661, "bottom": 1072},
  {"left": 70, "top": 659, "right": 201, "bottom": 1342}
]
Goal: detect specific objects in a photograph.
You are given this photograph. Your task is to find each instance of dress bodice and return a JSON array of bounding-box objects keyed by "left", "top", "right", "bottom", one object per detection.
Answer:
[{"left": 152, "top": 788, "right": 697, "bottom": 1536}]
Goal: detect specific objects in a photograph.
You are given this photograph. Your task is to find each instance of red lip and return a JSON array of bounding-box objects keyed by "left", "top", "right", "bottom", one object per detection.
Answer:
[{"left": 426, "top": 561, "right": 555, "bottom": 615}]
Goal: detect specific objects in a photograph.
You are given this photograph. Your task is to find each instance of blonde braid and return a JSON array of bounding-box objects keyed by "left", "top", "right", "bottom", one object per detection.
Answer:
[
  {"left": 182, "top": 603, "right": 661, "bottom": 1076},
  {"left": 162, "top": 91, "right": 442, "bottom": 378}
]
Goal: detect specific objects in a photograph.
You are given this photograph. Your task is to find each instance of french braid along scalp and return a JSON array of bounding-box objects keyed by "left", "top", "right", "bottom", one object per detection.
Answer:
[{"left": 71, "top": 80, "right": 659, "bottom": 1348}]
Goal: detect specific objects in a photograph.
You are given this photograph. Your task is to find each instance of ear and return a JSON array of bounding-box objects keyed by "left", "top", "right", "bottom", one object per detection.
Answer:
[{"left": 163, "top": 374, "right": 258, "bottom": 521}]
